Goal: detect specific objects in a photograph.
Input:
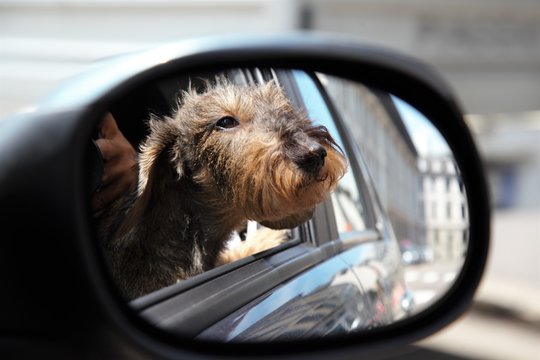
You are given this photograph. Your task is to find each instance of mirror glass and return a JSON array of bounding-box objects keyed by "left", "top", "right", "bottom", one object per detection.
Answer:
[{"left": 87, "top": 67, "right": 468, "bottom": 341}]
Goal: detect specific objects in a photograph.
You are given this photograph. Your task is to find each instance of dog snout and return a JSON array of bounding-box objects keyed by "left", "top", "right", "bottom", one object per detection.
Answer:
[{"left": 296, "top": 144, "right": 327, "bottom": 175}]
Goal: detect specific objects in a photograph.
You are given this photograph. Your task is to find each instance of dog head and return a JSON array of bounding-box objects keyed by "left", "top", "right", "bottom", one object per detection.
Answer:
[{"left": 140, "top": 79, "right": 347, "bottom": 229}]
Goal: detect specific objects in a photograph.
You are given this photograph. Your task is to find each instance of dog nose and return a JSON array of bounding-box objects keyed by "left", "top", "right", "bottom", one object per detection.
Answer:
[{"left": 296, "top": 145, "right": 327, "bottom": 174}]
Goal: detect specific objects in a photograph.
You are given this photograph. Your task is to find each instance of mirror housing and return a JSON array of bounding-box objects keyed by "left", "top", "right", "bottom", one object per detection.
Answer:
[{"left": 0, "top": 34, "right": 490, "bottom": 359}]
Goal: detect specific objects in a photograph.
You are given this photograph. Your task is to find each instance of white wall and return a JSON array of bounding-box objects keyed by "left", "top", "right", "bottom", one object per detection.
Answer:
[
  {"left": 2, "top": 0, "right": 539, "bottom": 207},
  {"left": 302, "top": 0, "right": 540, "bottom": 114},
  {"left": 0, "top": 0, "right": 296, "bottom": 117}
]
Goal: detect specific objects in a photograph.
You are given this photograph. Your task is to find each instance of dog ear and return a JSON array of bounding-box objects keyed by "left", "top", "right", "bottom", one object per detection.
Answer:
[
  {"left": 114, "top": 120, "right": 183, "bottom": 239},
  {"left": 138, "top": 115, "right": 184, "bottom": 193},
  {"left": 259, "top": 208, "right": 315, "bottom": 230}
]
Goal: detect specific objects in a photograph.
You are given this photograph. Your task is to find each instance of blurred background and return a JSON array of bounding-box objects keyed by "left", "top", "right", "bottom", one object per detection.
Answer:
[{"left": 1, "top": 1, "right": 538, "bottom": 358}]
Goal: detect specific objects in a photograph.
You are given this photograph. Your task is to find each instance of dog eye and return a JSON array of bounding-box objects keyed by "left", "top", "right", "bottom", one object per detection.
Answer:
[{"left": 215, "top": 116, "right": 239, "bottom": 129}]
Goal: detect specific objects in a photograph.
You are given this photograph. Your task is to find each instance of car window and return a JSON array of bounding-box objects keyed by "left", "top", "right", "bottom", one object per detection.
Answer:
[{"left": 292, "top": 70, "right": 369, "bottom": 235}]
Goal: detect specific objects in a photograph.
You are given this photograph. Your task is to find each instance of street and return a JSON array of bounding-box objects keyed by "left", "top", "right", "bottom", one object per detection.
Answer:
[
  {"left": 404, "top": 260, "right": 462, "bottom": 313},
  {"left": 398, "top": 210, "right": 540, "bottom": 360}
]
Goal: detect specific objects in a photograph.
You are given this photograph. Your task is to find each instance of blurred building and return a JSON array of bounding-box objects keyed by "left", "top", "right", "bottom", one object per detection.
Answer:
[
  {"left": 2, "top": 0, "right": 540, "bottom": 118},
  {"left": 294, "top": 0, "right": 540, "bottom": 115},
  {"left": 2, "top": 0, "right": 539, "bottom": 211},
  {"left": 420, "top": 156, "right": 468, "bottom": 260},
  {"left": 467, "top": 113, "right": 540, "bottom": 209},
  {"left": 295, "top": 0, "right": 540, "bottom": 212}
]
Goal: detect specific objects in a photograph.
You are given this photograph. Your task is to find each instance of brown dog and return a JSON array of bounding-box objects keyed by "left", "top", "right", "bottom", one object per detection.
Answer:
[{"left": 97, "top": 79, "right": 347, "bottom": 299}]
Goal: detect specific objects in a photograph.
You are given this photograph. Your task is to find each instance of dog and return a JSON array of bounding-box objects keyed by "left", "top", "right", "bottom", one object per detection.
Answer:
[{"left": 96, "top": 78, "right": 347, "bottom": 299}]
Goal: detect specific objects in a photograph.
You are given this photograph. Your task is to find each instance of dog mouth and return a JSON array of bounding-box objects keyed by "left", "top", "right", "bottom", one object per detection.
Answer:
[{"left": 297, "top": 172, "right": 328, "bottom": 191}]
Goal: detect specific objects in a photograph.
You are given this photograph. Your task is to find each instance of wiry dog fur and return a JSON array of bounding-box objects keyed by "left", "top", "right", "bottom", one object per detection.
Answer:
[{"left": 97, "top": 79, "right": 347, "bottom": 299}]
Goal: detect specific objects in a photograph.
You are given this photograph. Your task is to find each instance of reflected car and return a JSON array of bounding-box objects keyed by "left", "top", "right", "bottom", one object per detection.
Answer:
[
  {"left": 400, "top": 240, "right": 434, "bottom": 265},
  {"left": 108, "top": 67, "right": 415, "bottom": 340}
]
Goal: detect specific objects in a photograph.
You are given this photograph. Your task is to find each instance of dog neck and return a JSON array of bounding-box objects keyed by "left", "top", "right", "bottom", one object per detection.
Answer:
[{"left": 113, "top": 149, "right": 243, "bottom": 275}]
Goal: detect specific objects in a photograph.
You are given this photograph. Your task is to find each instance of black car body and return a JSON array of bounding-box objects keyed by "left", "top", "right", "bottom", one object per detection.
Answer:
[{"left": 0, "top": 35, "right": 490, "bottom": 360}]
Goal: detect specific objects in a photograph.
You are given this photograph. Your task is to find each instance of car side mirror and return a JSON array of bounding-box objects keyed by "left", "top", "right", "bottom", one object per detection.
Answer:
[{"left": 0, "top": 34, "right": 490, "bottom": 359}]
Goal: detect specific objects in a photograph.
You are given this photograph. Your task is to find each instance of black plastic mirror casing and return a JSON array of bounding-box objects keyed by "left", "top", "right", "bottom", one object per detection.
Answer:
[{"left": 0, "top": 33, "right": 490, "bottom": 359}]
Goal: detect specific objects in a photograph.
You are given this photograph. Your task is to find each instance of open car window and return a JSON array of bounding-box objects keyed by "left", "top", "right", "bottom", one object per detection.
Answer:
[{"left": 102, "top": 68, "right": 346, "bottom": 302}]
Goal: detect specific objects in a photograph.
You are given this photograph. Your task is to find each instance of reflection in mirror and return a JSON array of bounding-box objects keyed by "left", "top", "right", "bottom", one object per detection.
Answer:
[{"left": 87, "top": 67, "right": 468, "bottom": 341}]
